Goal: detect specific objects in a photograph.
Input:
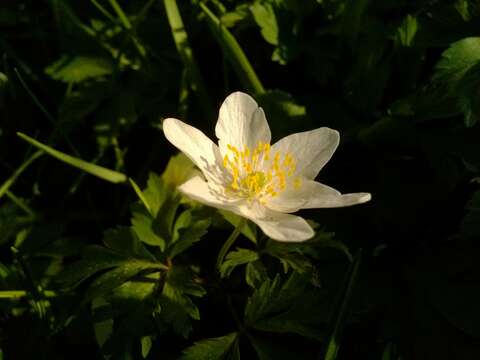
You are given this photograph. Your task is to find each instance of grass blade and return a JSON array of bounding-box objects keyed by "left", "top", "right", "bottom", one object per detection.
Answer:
[
  {"left": 199, "top": 3, "right": 265, "bottom": 95},
  {"left": 164, "top": 0, "right": 214, "bottom": 121},
  {"left": 0, "top": 151, "right": 42, "bottom": 201},
  {"left": 17, "top": 132, "right": 127, "bottom": 184},
  {"left": 322, "top": 249, "right": 362, "bottom": 360}
]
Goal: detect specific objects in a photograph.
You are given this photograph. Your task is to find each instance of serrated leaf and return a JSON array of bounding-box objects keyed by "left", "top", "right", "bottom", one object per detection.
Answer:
[
  {"left": 434, "top": 37, "right": 480, "bottom": 85},
  {"left": 103, "top": 227, "right": 155, "bottom": 261},
  {"left": 245, "top": 273, "right": 307, "bottom": 324},
  {"left": 251, "top": 2, "right": 278, "bottom": 46},
  {"left": 169, "top": 217, "right": 211, "bottom": 258},
  {"left": 45, "top": 55, "right": 113, "bottom": 83},
  {"left": 111, "top": 272, "right": 160, "bottom": 303},
  {"left": 56, "top": 246, "right": 126, "bottom": 286},
  {"left": 245, "top": 260, "right": 268, "bottom": 288},
  {"left": 131, "top": 206, "right": 166, "bottom": 249},
  {"left": 181, "top": 332, "right": 239, "bottom": 360},
  {"left": 156, "top": 265, "right": 205, "bottom": 337},
  {"left": 92, "top": 297, "right": 114, "bottom": 352},
  {"left": 84, "top": 260, "right": 161, "bottom": 302},
  {"left": 143, "top": 173, "right": 169, "bottom": 217},
  {"left": 220, "top": 248, "right": 259, "bottom": 278}
]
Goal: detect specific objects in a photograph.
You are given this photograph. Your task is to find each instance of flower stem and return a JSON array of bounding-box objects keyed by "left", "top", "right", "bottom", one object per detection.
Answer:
[{"left": 216, "top": 218, "right": 246, "bottom": 270}]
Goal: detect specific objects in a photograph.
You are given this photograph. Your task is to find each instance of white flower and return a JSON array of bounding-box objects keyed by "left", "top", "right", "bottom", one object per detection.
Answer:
[{"left": 163, "top": 92, "right": 371, "bottom": 242}]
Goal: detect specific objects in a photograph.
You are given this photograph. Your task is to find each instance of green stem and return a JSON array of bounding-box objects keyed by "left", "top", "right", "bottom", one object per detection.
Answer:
[
  {"left": 322, "top": 249, "right": 362, "bottom": 360},
  {"left": 216, "top": 218, "right": 246, "bottom": 270},
  {"left": 199, "top": 3, "right": 265, "bottom": 95},
  {"left": 5, "top": 191, "right": 36, "bottom": 217},
  {"left": 0, "top": 151, "right": 42, "bottom": 201},
  {"left": 0, "top": 290, "right": 58, "bottom": 299}
]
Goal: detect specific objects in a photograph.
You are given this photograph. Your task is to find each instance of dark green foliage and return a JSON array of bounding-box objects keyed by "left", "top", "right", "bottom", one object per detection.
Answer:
[{"left": 2, "top": 0, "right": 480, "bottom": 359}]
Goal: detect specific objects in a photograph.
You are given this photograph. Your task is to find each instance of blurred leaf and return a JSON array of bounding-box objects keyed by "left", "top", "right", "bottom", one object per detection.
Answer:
[
  {"left": 220, "top": 248, "right": 259, "bottom": 278},
  {"left": 434, "top": 37, "right": 480, "bottom": 84},
  {"left": 45, "top": 55, "right": 114, "bottom": 83},
  {"left": 220, "top": 4, "right": 250, "bottom": 27},
  {"left": 460, "top": 190, "right": 480, "bottom": 238},
  {"left": 395, "top": 14, "right": 418, "bottom": 47},
  {"left": 17, "top": 133, "right": 127, "bottom": 183},
  {"left": 140, "top": 335, "right": 153, "bottom": 358},
  {"left": 251, "top": 2, "right": 278, "bottom": 46},
  {"left": 256, "top": 90, "right": 307, "bottom": 134},
  {"left": 181, "top": 332, "right": 239, "bottom": 360}
]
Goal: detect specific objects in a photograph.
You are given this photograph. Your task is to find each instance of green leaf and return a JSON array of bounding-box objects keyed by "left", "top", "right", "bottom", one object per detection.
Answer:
[
  {"left": 142, "top": 173, "right": 169, "bottom": 217},
  {"left": 220, "top": 248, "right": 259, "bottom": 278},
  {"left": 56, "top": 246, "right": 126, "bottom": 287},
  {"left": 395, "top": 14, "right": 417, "bottom": 47},
  {"left": 17, "top": 133, "right": 127, "bottom": 184},
  {"left": 103, "top": 227, "right": 155, "bottom": 261},
  {"left": 162, "top": 153, "right": 198, "bottom": 188},
  {"left": 219, "top": 210, "right": 257, "bottom": 243},
  {"left": 250, "top": 2, "right": 278, "bottom": 46},
  {"left": 45, "top": 55, "right": 114, "bottom": 83},
  {"left": 131, "top": 206, "right": 166, "bottom": 249},
  {"left": 84, "top": 260, "right": 162, "bottom": 302},
  {"left": 245, "top": 273, "right": 305, "bottom": 324},
  {"left": 433, "top": 37, "right": 480, "bottom": 85},
  {"left": 92, "top": 297, "right": 114, "bottom": 352},
  {"left": 169, "top": 214, "right": 211, "bottom": 258},
  {"left": 245, "top": 260, "right": 268, "bottom": 288},
  {"left": 245, "top": 272, "right": 325, "bottom": 339},
  {"left": 181, "top": 332, "right": 239, "bottom": 360},
  {"left": 140, "top": 336, "right": 153, "bottom": 358}
]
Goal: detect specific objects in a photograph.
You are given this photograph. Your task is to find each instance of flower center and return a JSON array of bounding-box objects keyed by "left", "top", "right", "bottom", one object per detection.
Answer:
[{"left": 222, "top": 141, "right": 302, "bottom": 202}]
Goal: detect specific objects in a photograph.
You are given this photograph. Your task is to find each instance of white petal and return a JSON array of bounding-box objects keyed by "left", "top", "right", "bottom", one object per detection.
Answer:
[
  {"left": 266, "top": 179, "right": 371, "bottom": 212},
  {"left": 163, "top": 118, "right": 225, "bottom": 179},
  {"left": 301, "top": 181, "right": 371, "bottom": 209},
  {"left": 215, "top": 92, "right": 271, "bottom": 155},
  {"left": 271, "top": 127, "right": 339, "bottom": 179},
  {"left": 235, "top": 203, "right": 314, "bottom": 242},
  {"left": 178, "top": 176, "right": 241, "bottom": 209}
]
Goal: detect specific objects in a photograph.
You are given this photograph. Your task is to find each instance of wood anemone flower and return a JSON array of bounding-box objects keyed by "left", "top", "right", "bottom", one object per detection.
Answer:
[{"left": 163, "top": 92, "right": 371, "bottom": 242}]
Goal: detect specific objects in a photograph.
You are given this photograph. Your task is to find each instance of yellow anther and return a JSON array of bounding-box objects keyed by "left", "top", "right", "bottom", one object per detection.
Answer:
[
  {"left": 222, "top": 141, "right": 298, "bottom": 200},
  {"left": 293, "top": 177, "right": 302, "bottom": 189}
]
